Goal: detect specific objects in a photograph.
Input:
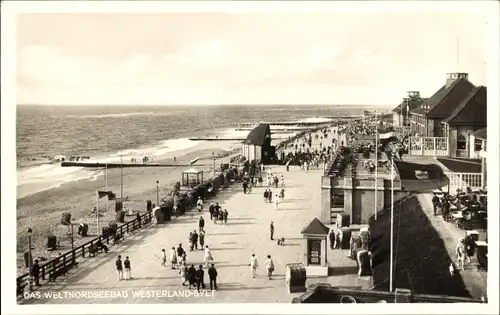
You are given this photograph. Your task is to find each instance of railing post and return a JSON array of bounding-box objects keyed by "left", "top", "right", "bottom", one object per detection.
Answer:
[
  {"left": 433, "top": 138, "right": 436, "bottom": 156},
  {"left": 420, "top": 137, "right": 424, "bottom": 155}
]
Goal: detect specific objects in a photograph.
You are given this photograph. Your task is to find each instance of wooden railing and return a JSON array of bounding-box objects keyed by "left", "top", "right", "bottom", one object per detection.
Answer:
[
  {"left": 409, "top": 137, "right": 449, "bottom": 156},
  {"left": 16, "top": 211, "right": 153, "bottom": 297},
  {"left": 445, "top": 172, "right": 483, "bottom": 191}
]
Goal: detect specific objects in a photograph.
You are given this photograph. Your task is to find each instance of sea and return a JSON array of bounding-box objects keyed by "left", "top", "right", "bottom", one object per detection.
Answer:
[{"left": 16, "top": 104, "right": 389, "bottom": 198}]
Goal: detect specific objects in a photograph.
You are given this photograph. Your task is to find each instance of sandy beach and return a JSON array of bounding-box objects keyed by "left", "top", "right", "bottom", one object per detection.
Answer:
[{"left": 16, "top": 142, "right": 239, "bottom": 275}]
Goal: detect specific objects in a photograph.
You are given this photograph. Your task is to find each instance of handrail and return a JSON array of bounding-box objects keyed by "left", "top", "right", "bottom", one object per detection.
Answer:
[
  {"left": 17, "top": 166, "right": 241, "bottom": 297},
  {"left": 17, "top": 211, "right": 153, "bottom": 294}
]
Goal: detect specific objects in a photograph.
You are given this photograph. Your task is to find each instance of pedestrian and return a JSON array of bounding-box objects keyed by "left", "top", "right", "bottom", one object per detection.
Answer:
[
  {"left": 199, "top": 231, "right": 205, "bottom": 249},
  {"left": 136, "top": 212, "right": 141, "bottom": 229},
  {"left": 329, "top": 229, "right": 335, "bottom": 250},
  {"left": 218, "top": 210, "right": 223, "bottom": 223},
  {"left": 187, "top": 264, "right": 196, "bottom": 289},
  {"left": 199, "top": 216, "right": 205, "bottom": 233},
  {"left": 249, "top": 254, "right": 259, "bottom": 278},
  {"left": 197, "top": 197, "right": 203, "bottom": 212},
  {"left": 204, "top": 245, "right": 214, "bottom": 267},
  {"left": 116, "top": 255, "right": 124, "bottom": 280},
  {"left": 280, "top": 175, "right": 285, "bottom": 187},
  {"left": 179, "top": 262, "right": 189, "bottom": 286},
  {"left": 192, "top": 230, "right": 199, "bottom": 251},
  {"left": 223, "top": 209, "right": 228, "bottom": 225},
  {"left": 279, "top": 189, "right": 285, "bottom": 201},
  {"left": 176, "top": 244, "right": 185, "bottom": 266},
  {"left": 170, "top": 247, "right": 177, "bottom": 269},
  {"left": 209, "top": 203, "right": 215, "bottom": 220},
  {"left": 208, "top": 263, "right": 218, "bottom": 291},
  {"left": 213, "top": 208, "right": 219, "bottom": 224},
  {"left": 248, "top": 181, "right": 252, "bottom": 193},
  {"left": 265, "top": 255, "right": 275, "bottom": 280},
  {"left": 263, "top": 189, "right": 269, "bottom": 203},
  {"left": 243, "top": 181, "right": 248, "bottom": 194},
  {"left": 32, "top": 259, "right": 41, "bottom": 286},
  {"left": 258, "top": 175, "right": 263, "bottom": 187},
  {"left": 195, "top": 265, "right": 206, "bottom": 292},
  {"left": 274, "top": 195, "right": 280, "bottom": 211},
  {"left": 161, "top": 249, "right": 167, "bottom": 266},
  {"left": 269, "top": 191, "right": 273, "bottom": 203},
  {"left": 432, "top": 194, "right": 440, "bottom": 216},
  {"left": 124, "top": 256, "right": 131, "bottom": 280},
  {"left": 270, "top": 222, "right": 275, "bottom": 240}
]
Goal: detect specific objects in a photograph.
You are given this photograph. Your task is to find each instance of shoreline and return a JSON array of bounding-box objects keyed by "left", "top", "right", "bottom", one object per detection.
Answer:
[
  {"left": 15, "top": 128, "right": 308, "bottom": 275},
  {"left": 15, "top": 144, "right": 240, "bottom": 275}
]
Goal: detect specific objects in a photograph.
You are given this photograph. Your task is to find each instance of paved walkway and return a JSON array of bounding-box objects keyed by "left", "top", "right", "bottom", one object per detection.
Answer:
[
  {"left": 417, "top": 193, "right": 487, "bottom": 299},
  {"left": 22, "top": 165, "right": 331, "bottom": 304},
  {"left": 22, "top": 128, "right": 373, "bottom": 304}
]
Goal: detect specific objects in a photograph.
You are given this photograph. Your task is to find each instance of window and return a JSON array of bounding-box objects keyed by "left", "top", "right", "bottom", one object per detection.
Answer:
[
  {"left": 307, "top": 239, "right": 322, "bottom": 265},
  {"left": 474, "top": 139, "right": 483, "bottom": 152},
  {"left": 457, "top": 134, "right": 467, "bottom": 150}
]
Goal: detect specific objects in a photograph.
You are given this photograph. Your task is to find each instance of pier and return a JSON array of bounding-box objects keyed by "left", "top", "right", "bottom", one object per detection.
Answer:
[{"left": 60, "top": 162, "right": 199, "bottom": 168}]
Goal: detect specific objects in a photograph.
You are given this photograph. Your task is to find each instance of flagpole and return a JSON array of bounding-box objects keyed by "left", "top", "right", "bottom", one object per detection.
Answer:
[
  {"left": 96, "top": 190, "right": 100, "bottom": 236},
  {"left": 389, "top": 156, "right": 394, "bottom": 292},
  {"left": 105, "top": 138, "right": 108, "bottom": 213},
  {"left": 120, "top": 150, "right": 123, "bottom": 200},
  {"left": 375, "top": 112, "right": 378, "bottom": 220},
  {"left": 337, "top": 105, "right": 340, "bottom": 146}
]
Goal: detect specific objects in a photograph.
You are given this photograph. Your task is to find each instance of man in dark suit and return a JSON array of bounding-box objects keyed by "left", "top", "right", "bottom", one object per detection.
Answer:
[
  {"left": 208, "top": 264, "right": 218, "bottom": 291},
  {"left": 195, "top": 265, "right": 206, "bottom": 292}
]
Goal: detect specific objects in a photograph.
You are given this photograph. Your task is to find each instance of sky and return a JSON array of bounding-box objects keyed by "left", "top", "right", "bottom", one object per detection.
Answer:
[{"left": 16, "top": 5, "right": 489, "bottom": 106}]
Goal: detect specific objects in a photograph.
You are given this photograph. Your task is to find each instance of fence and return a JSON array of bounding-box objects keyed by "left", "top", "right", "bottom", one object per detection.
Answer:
[
  {"left": 17, "top": 211, "right": 154, "bottom": 297},
  {"left": 409, "top": 137, "right": 448, "bottom": 156},
  {"left": 445, "top": 172, "right": 483, "bottom": 192}
]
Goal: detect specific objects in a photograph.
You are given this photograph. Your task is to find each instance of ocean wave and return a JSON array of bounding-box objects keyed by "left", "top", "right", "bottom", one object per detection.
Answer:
[
  {"left": 17, "top": 166, "right": 103, "bottom": 198},
  {"left": 65, "top": 112, "right": 163, "bottom": 119}
]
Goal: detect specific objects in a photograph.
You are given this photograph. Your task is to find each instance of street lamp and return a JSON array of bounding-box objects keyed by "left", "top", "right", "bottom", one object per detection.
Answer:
[
  {"left": 27, "top": 228, "right": 33, "bottom": 291},
  {"left": 156, "top": 180, "right": 160, "bottom": 206},
  {"left": 70, "top": 220, "right": 75, "bottom": 264},
  {"left": 212, "top": 152, "right": 216, "bottom": 174}
]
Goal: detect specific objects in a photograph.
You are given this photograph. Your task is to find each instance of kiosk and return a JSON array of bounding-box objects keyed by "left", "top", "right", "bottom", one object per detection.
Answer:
[
  {"left": 301, "top": 218, "right": 329, "bottom": 276},
  {"left": 181, "top": 168, "right": 204, "bottom": 187}
]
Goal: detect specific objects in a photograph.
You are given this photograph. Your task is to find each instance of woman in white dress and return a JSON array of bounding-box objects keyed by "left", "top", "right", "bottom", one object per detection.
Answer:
[
  {"left": 204, "top": 245, "right": 214, "bottom": 267},
  {"left": 265, "top": 255, "right": 275, "bottom": 280}
]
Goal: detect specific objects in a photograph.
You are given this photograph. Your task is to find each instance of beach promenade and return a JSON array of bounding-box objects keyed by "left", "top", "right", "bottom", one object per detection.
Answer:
[{"left": 23, "top": 129, "right": 368, "bottom": 304}]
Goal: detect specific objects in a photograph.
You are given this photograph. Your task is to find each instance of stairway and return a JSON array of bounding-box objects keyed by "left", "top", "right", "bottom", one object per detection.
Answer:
[{"left": 330, "top": 192, "right": 345, "bottom": 225}]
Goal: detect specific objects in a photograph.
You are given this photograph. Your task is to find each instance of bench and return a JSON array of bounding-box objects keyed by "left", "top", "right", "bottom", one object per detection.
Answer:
[
  {"left": 88, "top": 243, "right": 108, "bottom": 257},
  {"left": 49, "top": 261, "right": 79, "bottom": 282}
]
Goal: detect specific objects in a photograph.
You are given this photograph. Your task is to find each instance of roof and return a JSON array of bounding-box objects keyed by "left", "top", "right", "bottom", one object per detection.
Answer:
[
  {"left": 369, "top": 196, "right": 472, "bottom": 297},
  {"left": 442, "top": 86, "right": 487, "bottom": 126},
  {"left": 301, "top": 218, "right": 330, "bottom": 236},
  {"left": 437, "top": 158, "right": 482, "bottom": 173},
  {"left": 392, "top": 97, "right": 428, "bottom": 114},
  {"left": 242, "top": 124, "right": 271, "bottom": 146},
  {"left": 410, "top": 78, "right": 475, "bottom": 118},
  {"left": 182, "top": 168, "right": 202, "bottom": 174},
  {"left": 472, "top": 128, "right": 487, "bottom": 141}
]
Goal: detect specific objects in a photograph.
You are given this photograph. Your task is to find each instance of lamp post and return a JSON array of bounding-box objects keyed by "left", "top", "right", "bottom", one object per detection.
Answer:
[
  {"left": 27, "top": 228, "right": 33, "bottom": 291},
  {"left": 70, "top": 221, "right": 75, "bottom": 264},
  {"left": 212, "top": 152, "right": 216, "bottom": 174},
  {"left": 156, "top": 180, "right": 160, "bottom": 206}
]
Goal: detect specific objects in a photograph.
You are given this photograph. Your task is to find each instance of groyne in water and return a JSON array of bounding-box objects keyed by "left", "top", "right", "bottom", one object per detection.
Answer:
[{"left": 60, "top": 162, "right": 197, "bottom": 168}]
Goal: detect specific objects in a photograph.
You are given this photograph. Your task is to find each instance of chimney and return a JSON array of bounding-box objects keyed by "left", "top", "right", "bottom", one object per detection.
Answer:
[
  {"left": 407, "top": 91, "right": 420, "bottom": 99},
  {"left": 446, "top": 72, "right": 468, "bottom": 88}
]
